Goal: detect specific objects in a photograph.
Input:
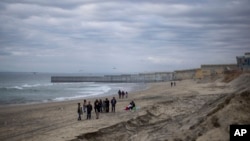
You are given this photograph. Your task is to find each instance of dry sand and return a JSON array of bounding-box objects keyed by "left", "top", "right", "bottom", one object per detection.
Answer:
[{"left": 0, "top": 73, "right": 250, "bottom": 141}]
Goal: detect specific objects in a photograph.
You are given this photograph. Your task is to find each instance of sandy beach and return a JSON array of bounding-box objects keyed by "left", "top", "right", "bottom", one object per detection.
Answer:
[{"left": 0, "top": 73, "right": 250, "bottom": 141}]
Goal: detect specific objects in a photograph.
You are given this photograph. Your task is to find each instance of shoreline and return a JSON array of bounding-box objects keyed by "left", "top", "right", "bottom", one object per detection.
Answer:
[
  {"left": 0, "top": 82, "right": 156, "bottom": 141},
  {"left": 0, "top": 84, "right": 149, "bottom": 112},
  {"left": 0, "top": 74, "right": 249, "bottom": 141},
  {"left": 0, "top": 82, "right": 149, "bottom": 108}
]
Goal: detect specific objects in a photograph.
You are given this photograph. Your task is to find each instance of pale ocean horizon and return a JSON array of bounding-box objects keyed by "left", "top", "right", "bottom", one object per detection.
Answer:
[{"left": 0, "top": 72, "right": 147, "bottom": 105}]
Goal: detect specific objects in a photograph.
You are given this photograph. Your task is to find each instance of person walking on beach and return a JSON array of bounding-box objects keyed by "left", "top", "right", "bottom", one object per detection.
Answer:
[
  {"left": 171, "top": 82, "right": 173, "bottom": 87},
  {"left": 105, "top": 98, "right": 110, "bottom": 113},
  {"left": 118, "top": 90, "right": 121, "bottom": 99},
  {"left": 77, "top": 103, "right": 82, "bottom": 121},
  {"left": 122, "top": 91, "right": 125, "bottom": 99},
  {"left": 111, "top": 97, "right": 117, "bottom": 112},
  {"left": 83, "top": 99, "right": 87, "bottom": 113},
  {"left": 86, "top": 101, "right": 93, "bottom": 120},
  {"left": 174, "top": 81, "right": 176, "bottom": 86},
  {"left": 125, "top": 91, "right": 128, "bottom": 98}
]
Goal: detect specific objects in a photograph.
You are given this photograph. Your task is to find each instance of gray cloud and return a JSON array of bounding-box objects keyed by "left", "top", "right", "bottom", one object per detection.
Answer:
[{"left": 0, "top": 0, "right": 249, "bottom": 73}]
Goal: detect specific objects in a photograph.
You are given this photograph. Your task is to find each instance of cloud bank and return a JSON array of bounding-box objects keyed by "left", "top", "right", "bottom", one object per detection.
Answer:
[{"left": 0, "top": 0, "right": 249, "bottom": 73}]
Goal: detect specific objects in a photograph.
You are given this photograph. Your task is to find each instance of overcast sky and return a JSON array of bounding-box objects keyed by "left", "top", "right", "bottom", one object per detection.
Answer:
[{"left": 0, "top": 0, "right": 249, "bottom": 73}]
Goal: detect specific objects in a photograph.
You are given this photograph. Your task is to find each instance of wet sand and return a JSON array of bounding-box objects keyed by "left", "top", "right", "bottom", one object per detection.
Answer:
[{"left": 0, "top": 74, "right": 250, "bottom": 141}]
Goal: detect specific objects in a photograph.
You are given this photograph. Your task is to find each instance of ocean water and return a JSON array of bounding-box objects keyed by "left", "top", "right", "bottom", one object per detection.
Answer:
[{"left": 0, "top": 72, "right": 147, "bottom": 105}]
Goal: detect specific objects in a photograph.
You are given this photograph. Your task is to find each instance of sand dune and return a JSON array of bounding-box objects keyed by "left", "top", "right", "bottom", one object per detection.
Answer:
[
  {"left": 0, "top": 73, "right": 249, "bottom": 141},
  {"left": 71, "top": 74, "right": 250, "bottom": 141}
]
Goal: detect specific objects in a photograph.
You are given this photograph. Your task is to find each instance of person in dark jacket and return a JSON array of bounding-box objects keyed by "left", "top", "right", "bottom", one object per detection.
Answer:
[
  {"left": 99, "top": 99, "right": 103, "bottom": 113},
  {"left": 95, "top": 100, "right": 100, "bottom": 119},
  {"left": 77, "top": 103, "right": 82, "bottom": 121},
  {"left": 86, "top": 101, "right": 92, "bottom": 120},
  {"left": 94, "top": 99, "right": 99, "bottom": 113},
  {"left": 105, "top": 98, "right": 110, "bottom": 113},
  {"left": 121, "top": 91, "right": 125, "bottom": 99},
  {"left": 118, "top": 90, "right": 121, "bottom": 99},
  {"left": 83, "top": 99, "right": 87, "bottom": 113},
  {"left": 111, "top": 97, "right": 117, "bottom": 112},
  {"left": 130, "top": 101, "right": 136, "bottom": 110}
]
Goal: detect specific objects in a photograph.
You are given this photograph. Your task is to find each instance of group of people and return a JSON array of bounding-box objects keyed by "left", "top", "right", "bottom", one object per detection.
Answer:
[
  {"left": 170, "top": 81, "right": 176, "bottom": 87},
  {"left": 118, "top": 90, "right": 128, "bottom": 99},
  {"left": 77, "top": 97, "right": 117, "bottom": 120}
]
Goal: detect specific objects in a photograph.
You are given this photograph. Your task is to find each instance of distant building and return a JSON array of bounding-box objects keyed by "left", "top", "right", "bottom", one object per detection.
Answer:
[{"left": 236, "top": 52, "right": 250, "bottom": 71}]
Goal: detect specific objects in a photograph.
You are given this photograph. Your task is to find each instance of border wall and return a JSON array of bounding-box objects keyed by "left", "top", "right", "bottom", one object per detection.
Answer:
[
  {"left": 51, "top": 72, "right": 174, "bottom": 83},
  {"left": 51, "top": 64, "right": 238, "bottom": 83},
  {"left": 174, "top": 69, "right": 197, "bottom": 80},
  {"left": 201, "top": 64, "right": 238, "bottom": 78}
]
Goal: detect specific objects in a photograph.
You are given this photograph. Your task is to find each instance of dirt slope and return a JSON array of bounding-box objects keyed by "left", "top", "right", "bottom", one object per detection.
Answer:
[{"left": 71, "top": 74, "right": 250, "bottom": 141}]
